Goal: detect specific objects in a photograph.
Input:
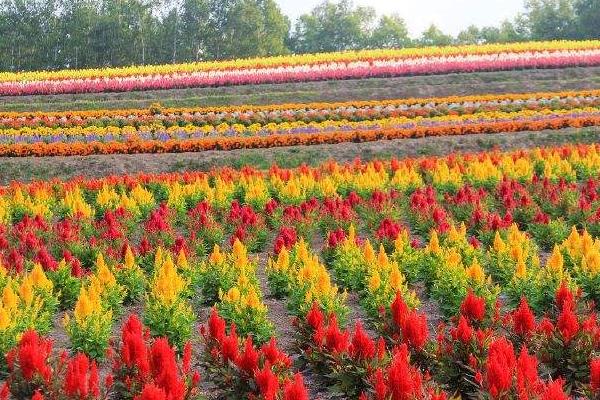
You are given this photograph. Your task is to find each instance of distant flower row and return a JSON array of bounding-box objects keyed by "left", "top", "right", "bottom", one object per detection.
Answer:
[
  {"left": 0, "top": 90, "right": 598, "bottom": 156},
  {"left": 1, "top": 41, "right": 600, "bottom": 95}
]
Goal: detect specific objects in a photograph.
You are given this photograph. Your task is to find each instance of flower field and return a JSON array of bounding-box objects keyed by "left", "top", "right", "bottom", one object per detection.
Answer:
[
  {"left": 0, "top": 41, "right": 599, "bottom": 96},
  {"left": 1, "top": 143, "right": 600, "bottom": 399},
  {"left": 1, "top": 89, "right": 600, "bottom": 157}
]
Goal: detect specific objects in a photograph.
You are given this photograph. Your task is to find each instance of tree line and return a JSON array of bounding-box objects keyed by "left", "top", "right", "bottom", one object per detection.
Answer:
[{"left": 0, "top": 0, "right": 599, "bottom": 72}]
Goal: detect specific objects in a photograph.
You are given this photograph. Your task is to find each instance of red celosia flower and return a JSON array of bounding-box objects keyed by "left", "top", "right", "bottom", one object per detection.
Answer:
[
  {"left": 121, "top": 315, "right": 150, "bottom": 378},
  {"left": 207, "top": 308, "right": 226, "bottom": 343},
  {"left": 453, "top": 315, "right": 473, "bottom": 344},
  {"left": 513, "top": 297, "right": 536, "bottom": 337},
  {"left": 221, "top": 325, "right": 239, "bottom": 363},
  {"left": 516, "top": 347, "right": 542, "bottom": 397},
  {"left": 557, "top": 306, "right": 579, "bottom": 343},
  {"left": 261, "top": 338, "right": 291, "bottom": 368},
  {"left": 391, "top": 292, "right": 409, "bottom": 328},
  {"left": 236, "top": 337, "right": 259, "bottom": 375},
  {"left": 460, "top": 290, "right": 486, "bottom": 322},
  {"left": 254, "top": 361, "right": 279, "bottom": 400},
  {"left": 0, "top": 383, "right": 9, "bottom": 400},
  {"left": 555, "top": 282, "right": 574, "bottom": 311},
  {"left": 149, "top": 338, "right": 186, "bottom": 400},
  {"left": 64, "top": 353, "right": 100, "bottom": 399},
  {"left": 486, "top": 338, "right": 516, "bottom": 398},
  {"left": 274, "top": 226, "right": 298, "bottom": 254},
  {"left": 372, "top": 368, "right": 388, "bottom": 400},
  {"left": 386, "top": 344, "right": 423, "bottom": 400},
  {"left": 134, "top": 384, "right": 167, "bottom": 400},
  {"left": 283, "top": 374, "right": 309, "bottom": 400},
  {"left": 401, "top": 310, "right": 428, "bottom": 351},
  {"left": 11, "top": 330, "right": 53, "bottom": 383},
  {"left": 538, "top": 317, "right": 555, "bottom": 336},
  {"left": 32, "top": 391, "right": 44, "bottom": 400},
  {"left": 349, "top": 322, "right": 376, "bottom": 362},
  {"left": 306, "top": 303, "right": 325, "bottom": 331},
  {"left": 182, "top": 342, "right": 192, "bottom": 375},
  {"left": 541, "top": 380, "right": 569, "bottom": 400},
  {"left": 324, "top": 316, "right": 349, "bottom": 355},
  {"left": 590, "top": 358, "right": 600, "bottom": 392}
]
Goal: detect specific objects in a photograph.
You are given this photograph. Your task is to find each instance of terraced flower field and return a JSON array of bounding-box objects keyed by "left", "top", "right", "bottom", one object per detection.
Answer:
[{"left": 1, "top": 40, "right": 600, "bottom": 400}]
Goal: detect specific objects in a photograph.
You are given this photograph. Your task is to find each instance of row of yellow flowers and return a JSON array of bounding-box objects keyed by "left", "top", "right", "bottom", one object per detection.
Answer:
[{"left": 2, "top": 40, "right": 598, "bottom": 83}]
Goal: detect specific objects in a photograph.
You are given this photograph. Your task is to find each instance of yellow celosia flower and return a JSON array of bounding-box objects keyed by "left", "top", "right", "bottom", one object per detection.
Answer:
[
  {"left": 368, "top": 271, "right": 381, "bottom": 291},
  {"left": 177, "top": 249, "right": 189, "bottom": 270},
  {"left": 209, "top": 244, "right": 226, "bottom": 265},
  {"left": 389, "top": 266, "right": 404, "bottom": 290},
  {"left": 74, "top": 287, "right": 96, "bottom": 323},
  {"left": 124, "top": 246, "right": 136, "bottom": 269},
  {"left": 493, "top": 232, "right": 506, "bottom": 253},
  {"left": 151, "top": 255, "right": 186, "bottom": 306},
  {"left": 428, "top": 231, "right": 441, "bottom": 254},
  {"left": 19, "top": 277, "right": 34, "bottom": 306},
  {"left": 547, "top": 246, "right": 564, "bottom": 273},
  {"left": 96, "top": 255, "right": 116, "bottom": 287},
  {"left": 466, "top": 259, "right": 486, "bottom": 283},
  {"left": 363, "top": 241, "right": 376, "bottom": 264},
  {"left": 2, "top": 285, "right": 18, "bottom": 310},
  {"left": 30, "top": 263, "right": 53, "bottom": 292},
  {"left": 0, "top": 305, "right": 10, "bottom": 330},
  {"left": 244, "top": 287, "right": 262, "bottom": 310},
  {"left": 515, "top": 257, "right": 527, "bottom": 278}
]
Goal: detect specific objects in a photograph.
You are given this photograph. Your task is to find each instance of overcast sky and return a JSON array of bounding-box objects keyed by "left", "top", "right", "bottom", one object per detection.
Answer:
[{"left": 277, "top": 0, "right": 526, "bottom": 37}]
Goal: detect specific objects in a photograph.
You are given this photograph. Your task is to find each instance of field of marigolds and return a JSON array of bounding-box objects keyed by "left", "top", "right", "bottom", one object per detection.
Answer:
[{"left": 1, "top": 40, "right": 600, "bottom": 400}]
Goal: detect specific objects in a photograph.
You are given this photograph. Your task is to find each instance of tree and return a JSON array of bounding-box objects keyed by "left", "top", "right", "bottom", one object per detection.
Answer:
[
  {"left": 456, "top": 25, "right": 482, "bottom": 44},
  {"left": 202, "top": 0, "right": 289, "bottom": 60},
  {"left": 419, "top": 24, "right": 453, "bottom": 47},
  {"left": 524, "top": 0, "right": 577, "bottom": 40},
  {"left": 291, "top": 0, "right": 376, "bottom": 53},
  {"left": 574, "top": 0, "right": 600, "bottom": 39},
  {"left": 369, "top": 14, "right": 411, "bottom": 49}
]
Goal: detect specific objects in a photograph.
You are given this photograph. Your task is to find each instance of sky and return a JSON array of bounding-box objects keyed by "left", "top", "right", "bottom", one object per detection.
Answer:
[{"left": 277, "top": 0, "right": 526, "bottom": 37}]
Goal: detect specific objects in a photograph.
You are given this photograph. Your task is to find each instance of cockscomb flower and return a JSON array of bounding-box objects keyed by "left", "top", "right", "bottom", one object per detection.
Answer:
[
  {"left": 349, "top": 322, "right": 376, "bottom": 362},
  {"left": 324, "top": 316, "right": 349, "bottom": 355},
  {"left": 9, "top": 330, "right": 53, "bottom": 383},
  {"left": 512, "top": 297, "right": 536, "bottom": 337},
  {"left": 486, "top": 338, "right": 516, "bottom": 398},
  {"left": 460, "top": 290, "right": 486, "bottom": 322},
  {"left": 254, "top": 361, "right": 279, "bottom": 400},
  {"left": 306, "top": 302, "right": 325, "bottom": 331},
  {"left": 283, "top": 374, "right": 309, "bottom": 400},
  {"left": 261, "top": 338, "right": 291, "bottom": 368},
  {"left": 64, "top": 353, "right": 100, "bottom": 399},
  {"left": 557, "top": 305, "right": 579, "bottom": 343},
  {"left": 453, "top": 315, "right": 473, "bottom": 344},
  {"left": 555, "top": 281, "right": 574, "bottom": 311},
  {"left": 134, "top": 384, "right": 166, "bottom": 400},
  {"left": 236, "top": 337, "right": 259, "bottom": 375},
  {"left": 590, "top": 358, "right": 600, "bottom": 393}
]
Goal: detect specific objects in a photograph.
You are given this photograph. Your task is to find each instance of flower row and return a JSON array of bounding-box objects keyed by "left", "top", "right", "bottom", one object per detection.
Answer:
[
  {"left": 3, "top": 41, "right": 598, "bottom": 83},
  {"left": 1, "top": 110, "right": 599, "bottom": 156},
  {"left": 2, "top": 45, "right": 600, "bottom": 95},
  {"left": 3, "top": 90, "right": 599, "bottom": 129}
]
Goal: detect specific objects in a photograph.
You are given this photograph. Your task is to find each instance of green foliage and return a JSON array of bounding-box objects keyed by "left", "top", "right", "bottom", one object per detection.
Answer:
[{"left": 143, "top": 299, "right": 195, "bottom": 350}]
